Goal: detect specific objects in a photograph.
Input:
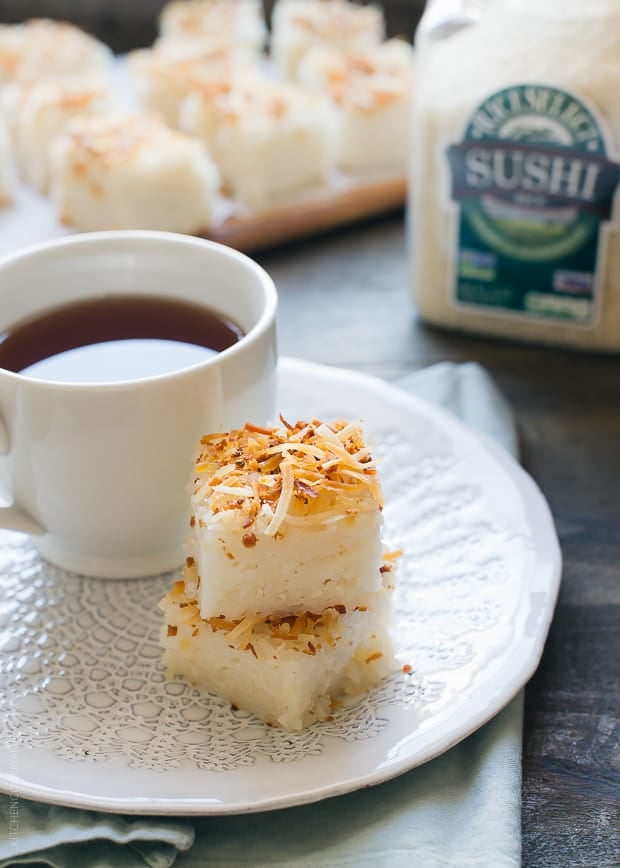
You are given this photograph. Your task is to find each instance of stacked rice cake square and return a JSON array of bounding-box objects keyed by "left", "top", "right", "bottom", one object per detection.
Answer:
[{"left": 160, "top": 418, "right": 396, "bottom": 731}]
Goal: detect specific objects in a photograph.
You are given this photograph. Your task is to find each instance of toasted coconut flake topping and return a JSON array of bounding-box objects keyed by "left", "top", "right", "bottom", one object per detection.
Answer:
[
  {"left": 161, "top": 0, "right": 256, "bottom": 34},
  {"left": 264, "top": 457, "right": 294, "bottom": 536},
  {"left": 62, "top": 112, "right": 198, "bottom": 168},
  {"left": 192, "top": 418, "right": 382, "bottom": 536},
  {"left": 290, "top": 1, "right": 382, "bottom": 39},
  {"left": 304, "top": 41, "right": 412, "bottom": 112},
  {"left": 188, "top": 72, "right": 323, "bottom": 126},
  {"left": 161, "top": 562, "right": 351, "bottom": 658},
  {"left": 383, "top": 549, "right": 403, "bottom": 561}
]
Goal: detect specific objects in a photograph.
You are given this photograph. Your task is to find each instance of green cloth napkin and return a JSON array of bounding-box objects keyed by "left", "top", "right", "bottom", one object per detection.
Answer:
[{"left": 0, "top": 362, "right": 522, "bottom": 868}]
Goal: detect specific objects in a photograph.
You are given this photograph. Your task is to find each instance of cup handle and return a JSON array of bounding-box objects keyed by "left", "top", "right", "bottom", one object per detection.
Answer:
[{"left": 0, "top": 416, "right": 45, "bottom": 535}]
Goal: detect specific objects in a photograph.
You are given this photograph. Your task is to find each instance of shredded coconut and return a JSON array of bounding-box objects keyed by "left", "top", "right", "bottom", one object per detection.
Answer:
[{"left": 191, "top": 417, "right": 383, "bottom": 536}]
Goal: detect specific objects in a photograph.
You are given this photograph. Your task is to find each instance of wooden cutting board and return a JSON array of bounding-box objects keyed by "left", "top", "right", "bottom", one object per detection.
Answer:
[
  {"left": 0, "top": 172, "right": 407, "bottom": 257},
  {"left": 203, "top": 172, "right": 407, "bottom": 252}
]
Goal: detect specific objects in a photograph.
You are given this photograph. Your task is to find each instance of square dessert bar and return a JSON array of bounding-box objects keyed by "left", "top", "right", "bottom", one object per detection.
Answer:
[
  {"left": 10, "top": 82, "right": 116, "bottom": 193},
  {"left": 128, "top": 44, "right": 256, "bottom": 128},
  {"left": 160, "top": 561, "right": 394, "bottom": 730},
  {"left": 158, "top": 0, "right": 267, "bottom": 55},
  {"left": 189, "top": 418, "right": 385, "bottom": 620},
  {"left": 180, "top": 73, "right": 331, "bottom": 210},
  {"left": 299, "top": 40, "right": 414, "bottom": 172},
  {"left": 49, "top": 112, "right": 220, "bottom": 233},
  {"left": 271, "top": 0, "right": 384, "bottom": 81},
  {"left": 0, "top": 19, "right": 111, "bottom": 87}
]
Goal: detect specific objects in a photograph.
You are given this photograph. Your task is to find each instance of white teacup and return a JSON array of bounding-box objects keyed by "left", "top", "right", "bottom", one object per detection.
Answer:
[{"left": 0, "top": 231, "right": 278, "bottom": 578}]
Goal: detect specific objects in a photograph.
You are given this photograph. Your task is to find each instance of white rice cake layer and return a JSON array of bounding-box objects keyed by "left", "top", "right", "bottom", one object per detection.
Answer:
[
  {"left": 0, "top": 115, "right": 15, "bottom": 206},
  {"left": 0, "top": 19, "right": 112, "bottom": 87},
  {"left": 180, "top": 73, "right": 331, "bottom": 211},
  {"left": 158, "top": 0, "right": 267, "bottom": 55},
  {"left": 49, "top": 112, "right": 220, "bottom": 232},
  {"left": 127, "top": 45, "right": 256, "bottom": 128},
  {"left": 271, "top": 0, "right": 384, "bottom": 81},
  {"left": 160, "top": 570, "right": 395, "bottom": 731},
  {"left": 10, "top": 82, "right": 116, "bottom": 193},
  {"left": 299, "top": 40, "right": 414, "bottom": 172},
  {"left": 192, "top": 505, "right": 384, "bottom": 619},
  {"left": 190, "top": 419, "right": 386, "bottom": 619}
]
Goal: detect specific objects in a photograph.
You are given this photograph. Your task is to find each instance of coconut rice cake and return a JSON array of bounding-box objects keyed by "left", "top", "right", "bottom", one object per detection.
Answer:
[
  {"left": 10, "top": 82, "right": 117, "bottom": 193},
  {"left": 271, "top": 0, "right": 384, "bottom": 81},
  {"left": 127, "top": 43, "right": 256, "bottom": 128},
  {"left": 0, "top": 19, "right": 112, "bottom": 87},
  {"left": 49, "top": 112, "right": 220, "bottom": 232},
  {"left": 179, "top": 72, "right": 331, "bottom": 210},
  {"left": 160, "top": 561, "right": 395, "bottom": 731},
  {"left": 189, "top": 418, "right": 386, "bottom": 620},
  {"left": 298, "top": 39, "right": 414, "bottom": 172},
  {"left": 158, "top": 0, "right": 267, "bottom": 55}
]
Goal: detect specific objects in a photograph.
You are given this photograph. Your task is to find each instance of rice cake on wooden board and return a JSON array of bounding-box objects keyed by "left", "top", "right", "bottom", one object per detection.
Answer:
[
  {"left": 0, "top": 161, "right": 406, "bottom": 254},
  {"left": 0, "top": 8, "right": 409, "bottom": 252}
]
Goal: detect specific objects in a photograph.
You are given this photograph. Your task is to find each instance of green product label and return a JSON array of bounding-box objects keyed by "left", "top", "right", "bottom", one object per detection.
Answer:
[{"left": 447, "top": 84, "right": 620, "bottom": 325}]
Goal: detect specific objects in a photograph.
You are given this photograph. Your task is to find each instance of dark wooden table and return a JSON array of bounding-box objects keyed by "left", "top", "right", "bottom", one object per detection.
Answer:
[{"left": 255, "top": 213, "right": 619, "bottom": 867}]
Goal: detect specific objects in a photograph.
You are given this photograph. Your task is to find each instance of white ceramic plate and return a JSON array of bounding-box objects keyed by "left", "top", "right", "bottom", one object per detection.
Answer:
[{"left": 0, "top": 358, "right": 561, "bottom": 815}]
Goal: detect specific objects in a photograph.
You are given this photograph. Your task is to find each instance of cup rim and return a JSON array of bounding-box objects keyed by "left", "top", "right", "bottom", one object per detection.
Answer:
[{"left": 0, "top": 230, "right": 278, "bottom": 391}]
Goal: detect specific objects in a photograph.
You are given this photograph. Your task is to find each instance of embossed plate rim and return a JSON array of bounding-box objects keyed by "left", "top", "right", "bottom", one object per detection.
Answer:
[{"left": 0, "top": 357, "right": 562, "bottom": 814}]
